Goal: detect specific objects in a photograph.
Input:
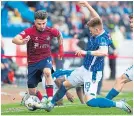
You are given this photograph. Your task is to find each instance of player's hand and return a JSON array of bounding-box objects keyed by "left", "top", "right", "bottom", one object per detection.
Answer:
[
  {"left": 66, "top": 92, "right": 74, "bottom": 103},
  {"left": 21, "top": 35, "right": 30, "bottom": 44},
  {"left": 78, "top": 1, "right": 89, "bottom": 7},
  {"left": 75, "top": 50, "right": 86, "bottom": 56}
]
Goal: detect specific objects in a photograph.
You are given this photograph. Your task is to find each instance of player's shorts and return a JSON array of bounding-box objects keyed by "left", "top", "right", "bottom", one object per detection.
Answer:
[
  {"left": 27, "top": 57, "right": 52, "bottom": 88},
  {"left": 124, "top": 65, "right": 133, "bottom": 81},
  {"left": 67, "top": 66, "right": 102, "bottom": 98}
]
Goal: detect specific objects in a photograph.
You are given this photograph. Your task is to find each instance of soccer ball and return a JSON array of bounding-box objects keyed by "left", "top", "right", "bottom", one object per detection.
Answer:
[{"left": 25, "top": 95, "right": 40, "bottom": 111}]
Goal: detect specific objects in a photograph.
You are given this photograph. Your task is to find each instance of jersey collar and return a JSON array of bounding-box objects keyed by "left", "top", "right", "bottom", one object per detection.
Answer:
[{"left": 95, "top": 30, "right": 105, "bottom": 38}]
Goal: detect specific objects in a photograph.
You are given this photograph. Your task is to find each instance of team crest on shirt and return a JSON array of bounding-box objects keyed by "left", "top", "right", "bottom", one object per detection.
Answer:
[
  {"left": 46, "top": 36, "right": 50, "bottom": 41},
  {"left": 20, "top": 31, "right": 25, "bottom": 35}
]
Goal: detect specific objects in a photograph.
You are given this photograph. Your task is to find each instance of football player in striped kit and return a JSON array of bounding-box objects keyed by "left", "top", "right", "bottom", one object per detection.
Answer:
[{"left": 43, "top": 2, "right": 132, "bottom": 113}]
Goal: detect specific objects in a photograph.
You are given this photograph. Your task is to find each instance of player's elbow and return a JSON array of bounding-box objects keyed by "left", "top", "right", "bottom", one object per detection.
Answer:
[
  {"left": 12, "top": 38, "right": 15, "bottom": 44},
  {"left": 12, "top": 38, "right": 19, "bottom": 44},
  {"left": 96, "top": 51, "right": 108, "bottom": 56},
  {"left": 100, "top": 50, "right": 108, "bottom": 56},
  {"left": 102, "top": 52, "right": 108, "bottom": 56}
]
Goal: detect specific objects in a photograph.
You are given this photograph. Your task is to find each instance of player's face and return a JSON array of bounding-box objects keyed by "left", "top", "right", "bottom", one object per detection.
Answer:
[
  {"left": 34, "top": 19, "right": 47, "bottom": 31},
  {"left": 89, "top": 27, "right": 99, "bottom": 36}
]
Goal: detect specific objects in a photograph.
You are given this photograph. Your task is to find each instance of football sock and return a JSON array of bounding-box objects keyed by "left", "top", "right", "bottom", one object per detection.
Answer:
[
  {"left": 46, "top": 85, "right": 53, "bottom": 98},
  {"left": 86, "top": 98, "right": 116, "bottom": 108},
  {"left": 51, "top": 84, "right": 67, "bottom": 105},
  {"left": 105, "top": 88, "right": 119, "bottom": 100},
  {"left": 36, "top": 90, "right": 43, "bottom": 101}
]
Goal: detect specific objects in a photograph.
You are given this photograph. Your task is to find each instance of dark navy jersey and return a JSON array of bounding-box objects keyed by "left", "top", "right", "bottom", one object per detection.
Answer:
[{"left": 83, "top": 30, "right": 112, "bottom": 71}]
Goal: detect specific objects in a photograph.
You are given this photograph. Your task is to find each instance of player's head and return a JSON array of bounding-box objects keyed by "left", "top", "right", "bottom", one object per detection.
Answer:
[
  {"left": 86, "top": 17, "right": 103, "bottom": 36},
  {"left": 34, "top": 10, "right": 48, "bottom": 32},
  {"left": 129, "top": 14, "right": 133, "bottom": 30}
]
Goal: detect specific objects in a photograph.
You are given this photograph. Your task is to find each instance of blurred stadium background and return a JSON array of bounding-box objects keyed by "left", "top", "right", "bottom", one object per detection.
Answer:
[{"left": 1, "top": 1, "right": 133, "bottom": 104}]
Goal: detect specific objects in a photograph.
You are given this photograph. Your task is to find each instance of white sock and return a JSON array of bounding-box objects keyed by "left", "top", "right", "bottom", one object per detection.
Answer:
[{"left": 116, "top": 101, "right": 122, "bottom": 108}]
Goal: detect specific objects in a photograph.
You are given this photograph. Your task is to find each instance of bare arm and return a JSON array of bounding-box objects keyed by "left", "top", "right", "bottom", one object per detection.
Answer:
[
  {"left": 78, "top": 1, "right": 100, "bottom": 18},
  {"left": 12, "top": 35, "right": 29, "bottom": 45},
  {"left": 75, "top": 46, "right": 108, "bottom": 57},
  {"left": 57, "top": 32, "right": 64, "bottom": 59},
  {"left": 76, "top": 87, "right": 85, "bottom": 104}
]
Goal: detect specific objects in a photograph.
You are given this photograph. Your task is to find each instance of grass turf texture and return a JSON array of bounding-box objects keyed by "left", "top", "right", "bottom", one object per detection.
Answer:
[{"left": 1, "top": 92, "right": 133, "bottom": 115}]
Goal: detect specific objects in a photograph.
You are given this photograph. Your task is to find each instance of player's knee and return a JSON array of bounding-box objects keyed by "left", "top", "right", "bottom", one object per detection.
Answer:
[
  {"left": 55, "top": 78, "right": 65, "bottom": 85},
  {"left": 44, "top": 70, "right": 51, "bottom": 78},
  {"left": 63, "top": 81, "right": 72, "bottom": 90},
  {"left": 28, "top": 87, "right": 37, "bottom": 95}
]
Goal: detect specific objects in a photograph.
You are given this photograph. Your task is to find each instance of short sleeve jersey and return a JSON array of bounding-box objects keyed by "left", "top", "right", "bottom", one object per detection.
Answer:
[{"left": 19, "top": 26, "right": 60, "bottom": 65}]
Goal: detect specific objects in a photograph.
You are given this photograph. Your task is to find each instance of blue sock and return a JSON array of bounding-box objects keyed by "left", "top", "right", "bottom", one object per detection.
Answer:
[
  {"left": 51, "top": 84, "right": 67, "bottom": 104},
  {"left": 86, "top": 98, "right": 116, "bottom": 108},
  {"left": 106, "top": 88, "right": 119, "bottom": 100}
]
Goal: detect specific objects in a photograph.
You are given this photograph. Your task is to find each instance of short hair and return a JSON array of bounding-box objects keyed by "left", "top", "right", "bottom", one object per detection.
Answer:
[
  {"left": 34, "top": 10, "right": 48, "bottom": 20},
  {"left": 86, "top": 17, "right": 102, "bottom": 27}
]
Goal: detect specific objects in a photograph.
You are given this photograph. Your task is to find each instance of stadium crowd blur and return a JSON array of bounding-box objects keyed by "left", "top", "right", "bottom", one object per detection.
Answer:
[
  {"left": 1, "top": 1, "right": 133, "bottom": 86},
  {"left": 1, "top": 1, "right": 133, "bottom": 39}
]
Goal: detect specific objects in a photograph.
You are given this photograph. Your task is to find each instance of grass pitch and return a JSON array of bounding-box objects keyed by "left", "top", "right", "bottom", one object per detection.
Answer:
[{"left": 1, "top": 92, "right": 133, "bottom": 115}]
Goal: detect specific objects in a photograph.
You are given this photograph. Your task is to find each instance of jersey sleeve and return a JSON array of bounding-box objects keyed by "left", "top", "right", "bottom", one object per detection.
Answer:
[
  {"left": 51, "top": 28, "right": 60, "bottom": 37},
  {"left": 99, "top": 37, "right": 109, "bottom": 46},
  {"left": 19, "top": 28, "right": 31, "bottom": 39}
]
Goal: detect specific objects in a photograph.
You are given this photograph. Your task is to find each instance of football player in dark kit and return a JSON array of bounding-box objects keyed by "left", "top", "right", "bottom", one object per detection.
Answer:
[{"left": 12, "top": 10, "right": 63, "bottom": 102}]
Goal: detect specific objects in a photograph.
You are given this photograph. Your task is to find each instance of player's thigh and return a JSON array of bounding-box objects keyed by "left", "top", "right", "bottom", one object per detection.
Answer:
[
  {"left": 124, "top": 65, "right": 133, "bottom": 81},
  {"left": 67, "top": 66, "right": 86, "bottom": 88},
  {"left": 27, "top": 68, "right": 42, "bottom": 88},
  {"left": 38, "top": 57, "right": 52, "bottom": 70},
  {"left": 83, "top": 71, "right": 102, "bottom": 101},
  {"left": 43, "top": 68, "right": 52, "bottom": 77}
]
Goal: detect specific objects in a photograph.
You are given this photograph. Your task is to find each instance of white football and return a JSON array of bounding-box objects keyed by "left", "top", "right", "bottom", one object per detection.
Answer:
[{"left": 25, "top": 95, "right": 40, "bottom": 111}]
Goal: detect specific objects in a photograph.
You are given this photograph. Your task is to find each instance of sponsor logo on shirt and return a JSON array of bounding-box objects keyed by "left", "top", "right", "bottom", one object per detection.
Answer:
[
  {"left": 47, "top": 60, "right": 52, "bottom": 64},
  {"left": 46, "top": 36, "right": 50, "bottom": 41},
  {"left": 35, "top": 37, "right": 38, "bottom": 40},
  {"left": 20, "top": 31, "right": 25, "bottom": 35}
]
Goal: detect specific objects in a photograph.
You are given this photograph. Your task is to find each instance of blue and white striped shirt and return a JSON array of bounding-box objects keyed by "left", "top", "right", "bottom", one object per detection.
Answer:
[{"left": 83, "top": 30, "right": 112, "bottom": 71}]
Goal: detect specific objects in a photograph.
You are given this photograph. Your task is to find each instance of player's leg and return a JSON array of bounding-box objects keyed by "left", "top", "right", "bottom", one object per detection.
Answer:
[
  {"left": 55, "top": 76, "right": 74, "bottom": 103},
  {"left": 42, "top": 57, "right": 53, "bottom": 100},
  {"left": 27, "top": 66, "right": 43, "bottom": 101},
  {"left": 54, "top": 77, "right": 65, "bottom": 105},
  {"left": 76, "top": 86, "right": 85, "bottom": 104},
  {"left": 106, "top": 65, "right": 133, "bottom": 100},
  {"left": 84, "top": 71, "right": 132, "bottom": 113},
  {"left": 46, "top": 66, "right": 84, "bottom": 112},
  {"left": 43, "top": 68, "right": 53, "bottom": 100}
]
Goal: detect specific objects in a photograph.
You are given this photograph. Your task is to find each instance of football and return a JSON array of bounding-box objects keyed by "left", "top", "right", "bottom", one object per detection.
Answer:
[{"left": 25, "top": 95, "right": 40, "bottom": 111}]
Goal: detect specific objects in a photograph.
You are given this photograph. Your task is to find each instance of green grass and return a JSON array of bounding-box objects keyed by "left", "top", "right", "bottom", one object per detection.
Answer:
[{"left": 1, "top": 92, "right": 133, "bottom": 115}]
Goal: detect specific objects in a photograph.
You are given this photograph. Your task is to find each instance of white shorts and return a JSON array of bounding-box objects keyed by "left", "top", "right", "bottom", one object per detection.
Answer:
[
  {"left": 67, "top": 66, "right": 102, "bottom": 98},
  {"left": 124, "top": 65, "right": 133, "bottom": 81}
]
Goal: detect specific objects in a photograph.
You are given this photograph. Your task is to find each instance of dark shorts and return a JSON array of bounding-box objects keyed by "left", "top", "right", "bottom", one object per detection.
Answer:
[{"left": 27, "top": 57, "right": 52, "bottom": 88}]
